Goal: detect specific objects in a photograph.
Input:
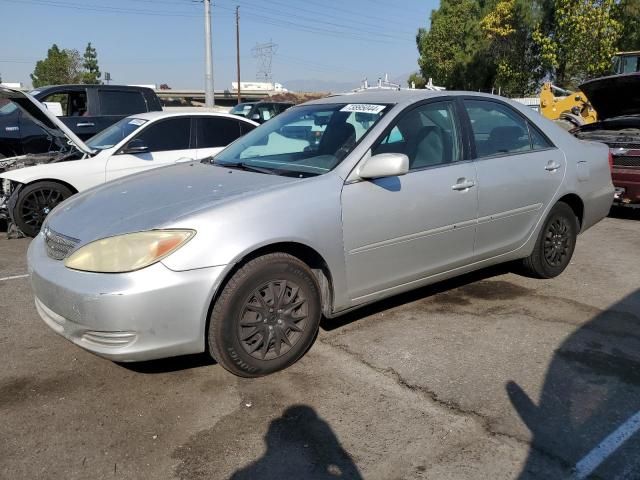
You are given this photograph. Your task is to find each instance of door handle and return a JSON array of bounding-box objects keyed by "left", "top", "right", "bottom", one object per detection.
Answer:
[
  {"left": 451, "top": 178, "right": 475, "bottom": 191},
  {"left": 545, "top": 161, "right": 561, "bottom": 172},
  {"left": 76, "top": 122, "right": 95, "bottom": 127}
]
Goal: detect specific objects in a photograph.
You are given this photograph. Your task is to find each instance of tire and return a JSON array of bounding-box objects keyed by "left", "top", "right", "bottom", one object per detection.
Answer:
[
  {"left": 521, "top": 202, "right": 578, "bottom": 279},
  {"left": 13, "top": 181, "right": 73, "bottom": 237},
  {"left": 208, "top": 253, "right": 322, "bottom": 377}
]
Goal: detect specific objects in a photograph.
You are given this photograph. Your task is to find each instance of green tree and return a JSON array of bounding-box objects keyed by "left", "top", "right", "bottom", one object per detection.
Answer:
[
  {"left": 407, "top": 72, "right": 427, "bottom": 88},
  {"left": 415, "top": 0, "right": 491, "bottom": 90},
  {"left": 82, "top": 42, "right": 101, "bottom": 84},
  {"left": 30, "top": 44, "right": 83, "bottom": 87},
  {"left": 535, "top": 0, "right": 620, "bottom": 87},
  {"left": 481, "top": 0, "right": 544, "bottom": 95},
  {"left": 614, "top": 0, "right": 640, "bottom": 51}
]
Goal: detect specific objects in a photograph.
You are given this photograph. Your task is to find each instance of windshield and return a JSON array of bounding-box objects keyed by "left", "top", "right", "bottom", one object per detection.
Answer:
[
  {"left": 215, "top": 103, "right": 390, "bottom": 176},
  {"left": 230, "top": 103, "right": 255, "bottom": 117},
  {"left": 86, "top": 117, "right": 148, "bottom": 150}
]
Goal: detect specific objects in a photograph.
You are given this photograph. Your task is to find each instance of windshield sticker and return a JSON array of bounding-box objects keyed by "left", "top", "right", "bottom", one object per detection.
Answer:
[
  {"left": 340, "top": 104, "right": 386, "bottom": 114},
  {"left": 128, "top": 119, "right": 147, "bottom": 126}
]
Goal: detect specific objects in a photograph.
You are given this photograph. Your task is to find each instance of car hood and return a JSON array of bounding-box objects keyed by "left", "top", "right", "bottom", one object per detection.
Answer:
[
  {"left": 0, "top": 86, "right": 95, "bottom": 155},
  {"left": 579, "top": 73, "right": 640, "bottom": 121},
  {"left": 45, "top": 162, "right": 298, "bottom": 242}
]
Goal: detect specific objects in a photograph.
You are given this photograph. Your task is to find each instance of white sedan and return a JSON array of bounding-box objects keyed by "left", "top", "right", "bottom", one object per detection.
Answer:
[{"left": 0, "top": 95, "right": 258, "bottom": 236}]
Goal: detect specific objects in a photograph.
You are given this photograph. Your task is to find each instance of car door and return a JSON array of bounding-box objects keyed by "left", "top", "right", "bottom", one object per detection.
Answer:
[
  {"left": 462, "top": 98, "right": 565, "bottom": 259},
  {"left": 39, "top": 87, "right": 101, "bottom": 140},
  {"left": 105, "top": 116, "right": 193, "bottom": 181},
  {"left": 195, "top": 116, "right": 255, "bottom": 159},
  {"left": 341, "top": 99, "right": 478, "bottom": 301},
  {"left": 94, "top": 89, "right": 151, "bottom": 135}
]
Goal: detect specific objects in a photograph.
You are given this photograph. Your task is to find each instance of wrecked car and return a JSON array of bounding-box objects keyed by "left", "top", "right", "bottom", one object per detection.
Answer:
[
  {"left": 0, "top": 87, "right": 258, "bottom": 237},
  {"left": 572, "top": 72, "right": 640, "bottom": 208}
]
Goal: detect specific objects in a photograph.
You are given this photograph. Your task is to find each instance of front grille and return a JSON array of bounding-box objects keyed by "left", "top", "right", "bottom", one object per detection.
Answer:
[
  {"left": 613, "top": 156, "right": 640, "bottom": 167},
  {"left": 610, "top": 143, "right": 640, "bottom": 150},
  {"left": 43, "top": 226, "right": 80, "bottom": 261}
]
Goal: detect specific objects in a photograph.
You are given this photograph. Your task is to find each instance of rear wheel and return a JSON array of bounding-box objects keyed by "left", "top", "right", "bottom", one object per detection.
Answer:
[
  {"left": 208, "top": 253, "right": 322, "bottom": 377},
  {"left": 13, "top": 181, "right": 73, "bottom": 237},
  {"left": 521, "top": 202, "right": 578, "bottom": 278}
]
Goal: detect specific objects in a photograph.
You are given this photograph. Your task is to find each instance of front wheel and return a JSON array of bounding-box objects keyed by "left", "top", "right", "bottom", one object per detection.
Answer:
[
  {"left": 521, "top": 202, "right": 578, "bottom": 279},
  {"left": 13, "top": 181, "right": 73, "bottom": 237},
  {"left": 208, "top": 253, "right": 322, "bottom": 377}
]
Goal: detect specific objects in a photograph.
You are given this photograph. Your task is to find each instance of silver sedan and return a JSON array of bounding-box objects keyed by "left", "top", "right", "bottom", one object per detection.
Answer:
[{"left": 28, "top": 90, "right": 614, "bottom": 377}]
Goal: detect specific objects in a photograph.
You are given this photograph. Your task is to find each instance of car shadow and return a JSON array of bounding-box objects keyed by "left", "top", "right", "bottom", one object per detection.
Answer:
[
  {"left": 609, "top": 206, "right": 640, "bottom": 221},
  {"left": 230, "top": 405, "right": 363, "bottom": 480},
  {"left": 118, "top": 352, "right": 216, "bottom": 374},
  {"left": 320, "top": 263, "right": 513, "bottom": 332},
  {"left": 509, "top": 289, "right": 640, "bottom": 478}
]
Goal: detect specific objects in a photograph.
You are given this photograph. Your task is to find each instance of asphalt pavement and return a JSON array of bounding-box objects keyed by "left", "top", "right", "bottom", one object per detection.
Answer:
[{"left": 1, "top": 212, "right": 639, "bottom": 480}]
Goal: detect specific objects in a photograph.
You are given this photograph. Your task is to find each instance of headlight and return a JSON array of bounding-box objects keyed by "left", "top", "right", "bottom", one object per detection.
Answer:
[
  {"left": 64, "top": 230, "right": 195, "bottom": 273},
  {"left": 2, "top": 178, "right": 11, "bottom": 196}
]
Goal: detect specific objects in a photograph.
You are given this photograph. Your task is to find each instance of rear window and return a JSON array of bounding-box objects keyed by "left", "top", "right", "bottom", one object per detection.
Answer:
[{"left": 98, "top": 90, "right": 148, "bottom": 116}]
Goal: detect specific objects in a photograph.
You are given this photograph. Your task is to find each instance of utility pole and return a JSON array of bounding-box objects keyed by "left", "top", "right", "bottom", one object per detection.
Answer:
[
  {"left": 236, "top": 6, "right": 241, "bottom": 104},
  {"left": 204, "top": 0, "right": 215, "bottom": 107}
]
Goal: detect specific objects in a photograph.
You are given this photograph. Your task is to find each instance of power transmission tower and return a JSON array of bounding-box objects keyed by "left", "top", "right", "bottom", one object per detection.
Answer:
[{"left": 252, "top": 41, "right": 278, "bottom": 85}]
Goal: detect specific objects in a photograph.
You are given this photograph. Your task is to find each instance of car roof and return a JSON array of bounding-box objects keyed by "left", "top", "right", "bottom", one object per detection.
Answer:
[
  {"left": 129, "top": 110, "right": 258, "bottom": 123},
  {"left": 31, "top": 84, "right": 155, "bottom": 93}
]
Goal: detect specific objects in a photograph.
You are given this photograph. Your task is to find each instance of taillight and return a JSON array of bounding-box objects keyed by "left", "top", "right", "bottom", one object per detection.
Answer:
[{"left": 608, "top": 151, "right": 613, "bottom": 172}]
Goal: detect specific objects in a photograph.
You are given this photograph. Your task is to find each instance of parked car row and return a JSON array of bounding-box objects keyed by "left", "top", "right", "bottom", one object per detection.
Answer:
[
  {"left": 0, "top": 87, "right": 258, "bottom": 236},
  {"left": 9, "top": 86, "right": 613, "bottom": 378},
  {"left": 0, "top": 84, "right": 162, "bottom": 160}
]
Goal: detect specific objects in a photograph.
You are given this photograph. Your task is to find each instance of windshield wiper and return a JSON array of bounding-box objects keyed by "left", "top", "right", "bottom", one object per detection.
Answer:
[{"left": 217, "top": 162, "right": 278, "bottom": 175}]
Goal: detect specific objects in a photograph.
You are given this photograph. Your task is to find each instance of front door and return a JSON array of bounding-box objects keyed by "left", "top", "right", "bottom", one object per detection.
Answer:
[
  {"left": 462, "top": 99, "right": 566, "bottom": 259},
  {"left": 341, "top": 100, "right": 478, "bottom": 302},
  {"left": 105, "top": 116, "right": 193, "bottom": 181}
]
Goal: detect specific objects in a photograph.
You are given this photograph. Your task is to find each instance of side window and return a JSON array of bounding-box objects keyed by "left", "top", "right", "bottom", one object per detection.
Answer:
[
  {"left": 529, "top": 123, "right": 553, "bottom": 150},
  {"left": 197, "top": 117, "right": 243, "bottom": 148},
  {"left": 239, "top": 121, "right": 256, "bottom": 135},
  {"left": 372, "top": 101, "right": 461, "bottom": 170},
  {"left": 464, "top": 100, "right": 531, "bottom": 157},
  {"left": 257, "top": 104, "right": 276, "bottom": 121},
  {"left": 132, "top": 117, "right": 191, "bottom": 152},
  {"left": 41, "top": 91, "right": 87, "bottom": 117},
  {"left": 99, "top": 90, "right": 148, "bottom": 116}
]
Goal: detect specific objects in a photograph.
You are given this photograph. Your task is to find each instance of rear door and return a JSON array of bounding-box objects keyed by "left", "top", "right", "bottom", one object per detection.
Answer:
[
  {"left": 195, "top": 116, "right": 255, "bottom": 159},
  {"left": 462, "top": 98, "right": 565, "bottom": 259},
  {"left": 94, "top": 89, "right": 150, "bottom": 135},
  {"left": 105, "top": 116, "right": 193, "bottom": 181}
]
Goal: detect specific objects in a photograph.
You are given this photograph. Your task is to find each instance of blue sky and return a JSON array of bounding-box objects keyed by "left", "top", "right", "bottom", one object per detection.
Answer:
[{"left": 0, "top": 0, "right": 437, "bottom": 91}]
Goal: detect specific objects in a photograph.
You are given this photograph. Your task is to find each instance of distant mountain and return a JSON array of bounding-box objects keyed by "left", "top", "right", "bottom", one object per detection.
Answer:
[{"left": 283, "top": 78, "right": 359, "bottom": 93}]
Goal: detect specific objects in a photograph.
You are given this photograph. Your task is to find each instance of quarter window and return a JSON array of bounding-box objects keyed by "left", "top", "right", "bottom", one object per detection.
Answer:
[
  {"left": 464, "top": 100, "right": 532, "bottom": 157},
  {"left": 529, "top": 124, "right": 553, "bottom": 150},
  {"left": 197, "top": 117, "right": 246, "bottom": 148},
  {"left": 132, "top": 117, "right": 191, "bottom": 152},
  {"left": 372, "top": 101, "right": 461, "bottom": 170}
]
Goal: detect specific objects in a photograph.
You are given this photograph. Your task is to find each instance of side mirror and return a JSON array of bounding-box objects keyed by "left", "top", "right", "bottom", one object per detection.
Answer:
[
  {"left": 251, "top": 113, "right": 261, "bottom": 122},
  {"left": 121, "top": 138, "right": 149, "bottom": 154},
  {"left": 359, "top": 153, "right": 409, "bottom": 180}
]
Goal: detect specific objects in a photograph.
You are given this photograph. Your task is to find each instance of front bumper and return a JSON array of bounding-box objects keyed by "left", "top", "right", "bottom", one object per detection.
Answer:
[{"left": 27, "top": 234, "right": 227, "bottom": 362}]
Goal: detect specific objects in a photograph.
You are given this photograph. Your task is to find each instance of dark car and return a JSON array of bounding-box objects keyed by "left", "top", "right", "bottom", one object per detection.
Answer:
[
  {"left": 572, "top": 73, "right": 640, "bottom": 208},
  {"left": 0, "top": 84, "right": 162, "bottom": 159},
  {"left": 229, "top": 101, "right": 294, "bottom": 124}
]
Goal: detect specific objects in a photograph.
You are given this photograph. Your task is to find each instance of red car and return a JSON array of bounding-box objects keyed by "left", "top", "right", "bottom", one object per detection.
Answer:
[{"left": 573, "top": 73, "right": 640, "bottom": 208}]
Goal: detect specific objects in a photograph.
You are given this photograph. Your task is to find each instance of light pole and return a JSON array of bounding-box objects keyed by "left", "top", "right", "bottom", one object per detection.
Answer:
[{"left": 204, "top": 0, "right": 215, "bottom": 107}]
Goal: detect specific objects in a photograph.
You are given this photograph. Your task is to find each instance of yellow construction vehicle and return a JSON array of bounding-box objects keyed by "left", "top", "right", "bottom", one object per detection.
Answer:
[
  {"left": 539, "top": 82, "right": 597, "bottom": 128},
  {"left": 612, "top": 51, "right": 640, "bottom": 74}
]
